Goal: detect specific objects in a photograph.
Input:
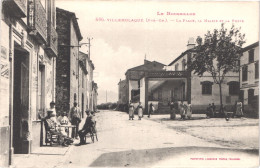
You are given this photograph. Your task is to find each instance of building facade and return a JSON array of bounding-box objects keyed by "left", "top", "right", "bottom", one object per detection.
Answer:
[
  {"left": 240, "top": 42, "right": 259, "bottom": 117},
  {"left": 87, "top": 58, "right": 95, "bottom": 111},
  {"left": 78, "top": 51, "right": 97, "bottom": 116},
  {"left": 167, "top": 38, "right": 239, "bottom": 113},
  {"left": 123, "top": 59, "right": 166, "bottom": 111},
  {"left": 92, "top": 82, "right": 98, "bottom": 112},
  {"left": 55, "top": 8, "right": 83, "bottom": 116},
  {"left": 1, "top": 0, "right": 57, "bottom": 166},
  {"left": 118, "top": 79, "right": 127, "bottom": 104},
  {"left": 118, "top": 38, "right": 240, "bottom": 114}
]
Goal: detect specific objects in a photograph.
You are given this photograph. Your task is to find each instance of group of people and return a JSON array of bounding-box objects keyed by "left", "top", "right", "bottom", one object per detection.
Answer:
[
  {"left": 128, "top": 101, "right": 151, "bottom": 120},
  {"left": 206, "top": 101, "right": 244, "bottom": 119},
  {"left": 170, "top": 100, "right": 192, "bottom": 120},
  {"left": 44, "top": 101, "right": 96, "bottom": 147},
  {"left": 127, "top": 99, "right": 244, "bottom": 121},
  {"left": 206, "top": 103, "right": 216, "bottom": 118}
]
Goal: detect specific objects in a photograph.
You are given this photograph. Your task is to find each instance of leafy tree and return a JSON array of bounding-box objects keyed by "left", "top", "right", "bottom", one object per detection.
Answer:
[{"left": 189, "top": 24, "right": 246, "bottom": 113}]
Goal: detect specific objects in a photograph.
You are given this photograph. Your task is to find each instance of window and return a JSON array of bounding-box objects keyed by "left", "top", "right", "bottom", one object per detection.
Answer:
[
  {"left": 242, "top": 66, "right": 248, "bottom": 81},
  {"left": 249, "top": 49, "right": 254, "bottom": 63},
  {"left": 228, "top": 81, "right": 239, "bottom": 95},
  {"left": 38, "top": 65, "right": 45, "bottom": 119},
  {"left": 175, "top": 63, "right": 179, "bottom": 71},
  {"left": 255, "top": 61, "right": 259, "bottom": 79},
  {"left": 182, "top": 59, "right": 186, "bottom": 70},
  {"left": 74, "top": 93, "right": 77, "bottom": 102},
  {"left": 201, "top": 81, "right": 213, "bottom": 95}
]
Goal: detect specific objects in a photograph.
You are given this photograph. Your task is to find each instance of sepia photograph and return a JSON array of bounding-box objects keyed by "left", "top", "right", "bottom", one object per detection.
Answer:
[{"left": 0, "top": 0, "right": 259, "bottom": 167}]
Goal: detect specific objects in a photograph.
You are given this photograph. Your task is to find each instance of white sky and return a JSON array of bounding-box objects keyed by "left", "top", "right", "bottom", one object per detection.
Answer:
[{"left": 56, "top": 1, "right": 259, "bottom": 104}]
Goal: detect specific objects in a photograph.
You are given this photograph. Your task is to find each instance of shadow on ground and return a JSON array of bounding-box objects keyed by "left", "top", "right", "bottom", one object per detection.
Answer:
[{"left": 89, "top": 146, "right": 258, "bottom": 167}]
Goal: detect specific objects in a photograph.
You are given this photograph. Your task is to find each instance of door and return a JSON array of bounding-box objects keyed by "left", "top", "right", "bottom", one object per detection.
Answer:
[
  {"left": 82, "top": 94, "right": 84, "bottom": 118},
  {"left": 248, "top": 89, "right": 254, "bottom": 105},
  {"left": 13, "top": 49, "right": 29, "bottom": 154}
]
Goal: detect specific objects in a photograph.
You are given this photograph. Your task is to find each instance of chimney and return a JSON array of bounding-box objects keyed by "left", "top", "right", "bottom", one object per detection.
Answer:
[{"left": 187, "top": 37, "right": 195, "bottom": 50}]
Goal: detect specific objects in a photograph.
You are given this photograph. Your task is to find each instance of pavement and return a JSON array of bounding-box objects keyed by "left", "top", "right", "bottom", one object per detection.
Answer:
[{"left": 10, "top": 110, "right": 259, "bottom": 168}]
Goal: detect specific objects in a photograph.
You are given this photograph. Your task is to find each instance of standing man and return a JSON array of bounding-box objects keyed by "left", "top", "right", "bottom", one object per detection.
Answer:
[
  {"left": 148, "top": 103, "right": 154, "bottom": 118},
  {"left": 69, "top": 102, "right": 81, "bottom": 139}
]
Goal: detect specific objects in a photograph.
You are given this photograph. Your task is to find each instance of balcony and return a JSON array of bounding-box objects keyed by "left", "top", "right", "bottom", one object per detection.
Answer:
[
  {"left": 28, "top": 0, "right": 47, "bottom": 44},
  {"left": 3, "top": 0, "right": 27, "bottom": 18},
  {"left": 45, "top": 22, "right": 58, "bottom": 57},
  {"left": 146, "top": 71, "right": 187, "bottom": 78}
]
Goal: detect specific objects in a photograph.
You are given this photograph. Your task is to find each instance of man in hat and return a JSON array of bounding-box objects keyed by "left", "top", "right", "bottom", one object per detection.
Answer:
[
  {"left": 78, "top": 110, "right": 96, "bottom": 145},
  {"left": 69, "top": 102, "right": 81, "bottom": 139}
]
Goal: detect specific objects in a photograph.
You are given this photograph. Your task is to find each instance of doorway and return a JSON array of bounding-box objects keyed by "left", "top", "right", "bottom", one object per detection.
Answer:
[{"left": 13, "top": 45, "right": 30, "bottom": 154}]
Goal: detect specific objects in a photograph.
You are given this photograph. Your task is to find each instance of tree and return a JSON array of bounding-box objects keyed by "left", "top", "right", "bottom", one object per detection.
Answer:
[{"left": 189, "top": 24, "right": 246, "bottom": 113}]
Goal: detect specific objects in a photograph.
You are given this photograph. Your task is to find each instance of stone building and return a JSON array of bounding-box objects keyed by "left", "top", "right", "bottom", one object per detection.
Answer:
[
  {"left": 86, "top": 55, "right": 95, "bottom": 111},
  {"left": 164, "top": 38, "right": 239, "bottom": 113},
  {"left": 118, "top": 79, "right": 127, "bottom": 104},
  {"left": 79, "top": 51, "right": 97, "bottom": 116},
  {"left": 123, "top": 59, "right": 166, "bottom": 110},
  {"left": 240, "top": 42, "right": 259, "bottom": 117},
  {"left": 0, "top": 0, "right": 57, "bottom": 166},
  {"left": 92, "top": 82, "right": 98, "bottom": 112},
  {"left": 118, "top": 38, "right": 240, "bottom": 114},
  {"left": 55, "top": 8, "right": 83, "bottom": 116}
]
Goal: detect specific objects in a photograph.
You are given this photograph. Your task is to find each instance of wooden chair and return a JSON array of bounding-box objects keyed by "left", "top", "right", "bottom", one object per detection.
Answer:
[
  {"left": 84, "top": 121, "right": 98, "bottom": 143},
  {"left": 42, "top": 119, "right": 60, "bottom": 146}
]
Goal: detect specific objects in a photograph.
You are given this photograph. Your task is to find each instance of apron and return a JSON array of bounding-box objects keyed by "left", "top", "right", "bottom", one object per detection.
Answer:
[
  {"left": 129, "top": 104, "right": 134, "bottom": 117},
  {"left": 137, "top": 105, "right": 143, "bottom": 117},
  {"left": 186, "top": 104, "right": 192, "bottom": 118}
]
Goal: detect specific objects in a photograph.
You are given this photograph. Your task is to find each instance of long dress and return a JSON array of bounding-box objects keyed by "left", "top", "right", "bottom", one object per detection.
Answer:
[
  {"left": 137, "top": 105, "right": 143, "bottom": 119},
  {"left": 179, "top": 103, "right": 185, "bottom": 119},
  {"left": 129, "top": 103, "right": 134, "bottom": 119},
  {"left": 186, "top": 104, "right": 192, "bottom": 119},
  {"left": 235, "top": 102, "right": 243, "bottom": 117},
  {"left": 170, "top": 102, "right": 176, "bottom": 120}
]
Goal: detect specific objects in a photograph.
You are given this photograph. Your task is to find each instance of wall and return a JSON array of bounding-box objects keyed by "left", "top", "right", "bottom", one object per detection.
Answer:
[
  {"left": 0, "top": 18, "right": 10, "bottom": 167},
  {"left": 240, "top": 44, "right": 259, "bottom": 117},
  {"left": 70, "top": 19, "right": 79, "bottom": 110},
  {"left": 128, "top": 80, "right": 138, "bottom": 101},
  {"left": 140, "top": 77, "right": 145, "bottom": 107},
  {"left": 191, "top": 75, "right": 239, "bottom": 113},
  {"left": 240, "top": 45, "right": 259, "bottom": 105},
  {"left": 56, "top": 9, "right": 71, "bottom": 114},
  {"left": 0, "top": 19, "right": 10, "bottom": 127}
]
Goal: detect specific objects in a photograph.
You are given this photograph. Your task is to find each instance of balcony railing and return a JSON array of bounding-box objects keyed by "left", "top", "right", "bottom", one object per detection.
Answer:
[
  {"left": 28, "top": 0, "right": 47, "bottom": 44},
  {"left": 3, "top": 0, "right": 27, "bottom": 18},
  {"left": 147, "top": 71, "right": 187, "bottom": 78},
  {"left": 45, "top": 22, "right": 58, "bottom": 57}
]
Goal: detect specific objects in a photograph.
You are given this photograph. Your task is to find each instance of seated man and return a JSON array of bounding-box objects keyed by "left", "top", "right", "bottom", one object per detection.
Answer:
[
  {"left": 78, "top": 110, "right": 96, "bottom": 145},
  {"left": 45, "top": 111, "right": 73, "bottom": 147}
]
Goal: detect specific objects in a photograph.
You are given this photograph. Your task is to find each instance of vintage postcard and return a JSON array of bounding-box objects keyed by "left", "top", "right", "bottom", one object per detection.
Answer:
[{"left": 0, "top": 0, "right": 259, "bottom": 167}]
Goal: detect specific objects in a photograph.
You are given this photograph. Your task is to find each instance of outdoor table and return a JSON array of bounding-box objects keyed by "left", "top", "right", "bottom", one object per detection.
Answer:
[{"left": 59, "top": 125, "right": 76, "bottom": 137}]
